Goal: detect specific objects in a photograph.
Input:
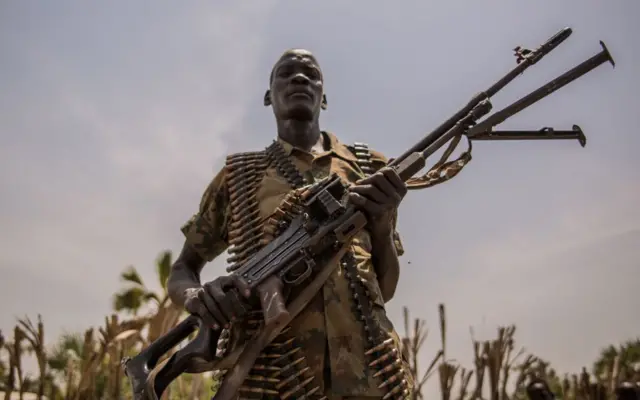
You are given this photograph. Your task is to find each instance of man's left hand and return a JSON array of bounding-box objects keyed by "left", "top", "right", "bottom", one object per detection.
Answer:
[{"left": 348, "top": 167, "right": 407, "bottom": 236}]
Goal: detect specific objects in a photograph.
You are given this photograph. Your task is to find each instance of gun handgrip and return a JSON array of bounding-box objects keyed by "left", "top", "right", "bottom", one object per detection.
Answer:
[{"left": 256, "top": 275, "right": 289, "bottom": 329}]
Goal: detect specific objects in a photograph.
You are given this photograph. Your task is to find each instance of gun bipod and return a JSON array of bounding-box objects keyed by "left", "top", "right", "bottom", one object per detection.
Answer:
[{"left": 469, "top": 125, "right": 586, "bottom": 147}]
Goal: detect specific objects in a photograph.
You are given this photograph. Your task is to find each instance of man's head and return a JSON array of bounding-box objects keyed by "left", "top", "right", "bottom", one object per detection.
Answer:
[{"left": 264, "top": 49, "right": 327, "bottom": 122}]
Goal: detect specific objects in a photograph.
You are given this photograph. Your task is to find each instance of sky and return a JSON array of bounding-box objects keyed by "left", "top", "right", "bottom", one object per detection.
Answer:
[{"left": 1, "top": 0, "right": 639, "bottom": 395}]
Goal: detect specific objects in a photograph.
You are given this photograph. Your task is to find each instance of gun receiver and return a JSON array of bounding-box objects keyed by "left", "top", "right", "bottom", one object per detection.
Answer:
[
  {"left": 124, "top": 27, "right": 615, "bottom": 400},
  {"left": 234, "top": 174, "right": 367, "bottom": 329}
]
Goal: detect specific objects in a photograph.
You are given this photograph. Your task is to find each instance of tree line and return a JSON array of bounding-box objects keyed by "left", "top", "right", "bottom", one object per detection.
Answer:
[{"left": 1, "top": 250, "right": 638, "bottom": 399}]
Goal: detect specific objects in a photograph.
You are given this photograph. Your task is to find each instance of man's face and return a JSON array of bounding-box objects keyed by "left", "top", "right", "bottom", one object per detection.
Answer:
[{"left": 269, "top": 50, "right": 324, "bottom": 121}]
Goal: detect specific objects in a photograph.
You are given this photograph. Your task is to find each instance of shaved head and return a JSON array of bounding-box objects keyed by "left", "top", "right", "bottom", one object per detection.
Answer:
[
  {"left": 264, "top": 48, "right": 326, "bottom": 128},
  {"left": 270, "top": 48, "right": 322, "bottom": 84}
]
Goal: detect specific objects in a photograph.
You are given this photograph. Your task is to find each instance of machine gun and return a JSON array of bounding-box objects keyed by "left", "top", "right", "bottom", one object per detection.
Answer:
[{"left": 123, "top": 27, "right": 615, "bottom": 400}]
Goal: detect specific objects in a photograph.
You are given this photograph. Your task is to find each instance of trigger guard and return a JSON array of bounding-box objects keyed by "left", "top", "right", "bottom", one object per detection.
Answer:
[{"left": 282, "top": 258, "right": 314, "bottom": 285}]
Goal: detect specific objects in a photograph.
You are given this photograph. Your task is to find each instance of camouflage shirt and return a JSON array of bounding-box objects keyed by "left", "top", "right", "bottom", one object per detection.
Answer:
[{"left": 181, "top": 131, "right": 413, "bottom": 397}]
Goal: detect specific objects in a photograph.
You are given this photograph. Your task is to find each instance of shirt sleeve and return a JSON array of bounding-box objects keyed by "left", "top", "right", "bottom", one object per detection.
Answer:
[
  {"left": 180, "top": 167, "right": 230, "bottom": 262},
  {"left": 369, "top": 149, "right": 405, "bottom": 257}
]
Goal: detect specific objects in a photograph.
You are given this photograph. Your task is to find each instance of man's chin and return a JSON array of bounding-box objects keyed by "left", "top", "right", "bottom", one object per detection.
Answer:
[{"left": 287, "top": 107, "right": 314, "bottom": 121}]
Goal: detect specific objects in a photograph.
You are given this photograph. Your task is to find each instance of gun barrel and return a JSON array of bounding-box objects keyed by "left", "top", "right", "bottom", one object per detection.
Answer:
[
  {"left": 533, "top": 27, "right": 573, "bottom": 62},
  {"left": 470, "top": 41, "right": 614, "bottom": 136},
  {"left": 390, "top": 27, "right": 573, "bottom": 167},
  {"left": 486, "top": 27, "right": 572, "bottom": 97}
]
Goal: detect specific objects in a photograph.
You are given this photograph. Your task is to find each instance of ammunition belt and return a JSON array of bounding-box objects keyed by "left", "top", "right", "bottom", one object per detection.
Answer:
[
  {"left": 214, "top": 149, "right": 270, "bottom": 391},
  {"left": 341, "top": 252, "right": 410, "bottom": 399},
  {"left": 218, "top": 141, "right": 322, "bottom": 399},
  {"left": 265, "top": 141, "right": 306, "bottom": 188},
  {"left": 350, "top": 142, "right": 376, "bottom": 176},
  {"left": 347, "top": 144, "right": 411, "bottom": 399},
  {"left": 225, "top": 150, "right": 270, "bottom": 271},
  {"left": 234, "top": 311, "right": 323, "bottom": 400}
]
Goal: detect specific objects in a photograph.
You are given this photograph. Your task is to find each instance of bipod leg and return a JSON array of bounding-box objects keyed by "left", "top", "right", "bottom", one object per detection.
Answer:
[{"left": 468, "top": 125, "right": 586, "bottom": 147}]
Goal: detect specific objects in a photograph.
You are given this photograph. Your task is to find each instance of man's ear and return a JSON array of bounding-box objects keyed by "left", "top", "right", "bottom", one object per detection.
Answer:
[
  {"left": 321, "top": 94, "right": 328, "bottom": 110},
  {"left": 264, "top": 90, "right": 272, "bottom": 107}
]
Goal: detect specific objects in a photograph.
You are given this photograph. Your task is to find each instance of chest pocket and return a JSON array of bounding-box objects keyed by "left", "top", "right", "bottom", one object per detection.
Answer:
[{"left": 255, "top": 169, "right": 292, "bottom": 221}]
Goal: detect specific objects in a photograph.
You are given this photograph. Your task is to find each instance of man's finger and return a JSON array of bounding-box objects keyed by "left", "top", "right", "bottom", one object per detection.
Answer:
[
  {"left": 225, "top": 291, "right": 248, "bottom": 321},
  {"left": 381, "top": 168, "right": 407, "bottom": 196},
  {"left": 198, "top": 287, "right": 229, "bottom": 328},
  {"left": 355, "top": 174, "right": 375, "bottom": 185},
  {"left": 232, "top": 275, "right": 252, "bottom": 298},
  {"left": 204, "top": 281, "right": 235, "bottom": 326},
  {"left": 349, "top": 192, "right": 366, "bottom": 206},
  {"left": 370, "top": 173, "right": 401, "bottom": 204},
  {"left": 186, "top": 295, "right": 219, "bottom": 330},
  {"left": 348, "top": 192, "right": 384, "bottom": 215},
  {"left": 350, "top": 184, "right": 386, "bottom": 204}
]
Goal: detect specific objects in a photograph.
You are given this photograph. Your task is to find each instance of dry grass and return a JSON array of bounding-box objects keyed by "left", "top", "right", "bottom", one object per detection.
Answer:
[
  {"left": 1, "top": 266, "right": 637, "bottom": 399},
  {"left": 401, "top": 304, "right": 639, "bottom": 400},
  {"left": 1, "top": 311, "right": 214, "bottom": 399}
]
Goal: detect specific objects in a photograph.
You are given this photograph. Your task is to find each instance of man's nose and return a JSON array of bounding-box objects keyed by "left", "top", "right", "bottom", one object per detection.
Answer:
[{"left": 291, "top": 73, "right": 310, "bottom": 85}]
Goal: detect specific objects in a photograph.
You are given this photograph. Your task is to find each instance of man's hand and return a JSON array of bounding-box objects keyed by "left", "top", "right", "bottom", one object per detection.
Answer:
[
  {"left": 348, "top": 167, "right": 407, "bottom": 236},
  {"left": 183, "top": 275, "right": 251, "bottom": 331}
]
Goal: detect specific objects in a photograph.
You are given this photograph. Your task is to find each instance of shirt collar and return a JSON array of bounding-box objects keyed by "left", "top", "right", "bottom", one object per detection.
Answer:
[{"left": 277, "top": 131, "right": 357, "bottom": 162}]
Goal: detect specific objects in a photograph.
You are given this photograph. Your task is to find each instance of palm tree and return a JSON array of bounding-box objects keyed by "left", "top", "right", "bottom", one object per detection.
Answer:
[
  {"left": 0, "top": 331, "right": 5, "bottom": 388},
  {"left": 113, "top": 250, "right": 171, "bottom": 316},
  {"left": 113, "top": 251, "right": 193, "bottom": 399},
  {"left": 46, "top": 332, "right": 90, "bottom": 398},
  {"left": 16, "top": 316, "right": 48, "bottom": 399},
  {"left": 113, "top": 250, "right": 173, "bottom": 314},
  {"left": 112, "top": 250, "right": 184, "bottom": 344},
  {"left": 593, "top": 338, "right": 640, "bottom": 383}
]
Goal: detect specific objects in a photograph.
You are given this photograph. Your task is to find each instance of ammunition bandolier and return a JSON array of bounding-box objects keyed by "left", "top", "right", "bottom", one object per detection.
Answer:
[{"left": 215, "top": 140, "right": 410, "bottom": 399}]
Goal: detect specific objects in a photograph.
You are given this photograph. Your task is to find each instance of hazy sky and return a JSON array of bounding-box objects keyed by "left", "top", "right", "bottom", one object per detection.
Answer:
[{"left": 1, "top": 0, "right": 638, "bottom": 395}]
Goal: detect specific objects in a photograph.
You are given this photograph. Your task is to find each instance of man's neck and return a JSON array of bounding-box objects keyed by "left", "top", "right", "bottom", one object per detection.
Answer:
[{"left": 277, "top": 119, "right": 323, "bottom": 152}]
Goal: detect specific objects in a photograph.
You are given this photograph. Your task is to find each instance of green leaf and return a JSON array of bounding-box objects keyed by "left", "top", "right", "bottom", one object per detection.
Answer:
[
  {"left": 143, "top": 292, "right": 161, "bottom": 304},
  {"left": 47, "top": 332, "right": 84, "bottom": 371},
  {"left": 120, "top": 265, "right": 144, "bottom": 287},
  {"left": 113, "top": 287, "right": 146, "bottom": 313},
  {"left": 156, "top": 250, "right": 173, "bottom": 291}
]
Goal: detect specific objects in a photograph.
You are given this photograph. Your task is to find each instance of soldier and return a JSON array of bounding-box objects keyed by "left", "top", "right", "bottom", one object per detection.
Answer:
[{"left": 166, "top": 49, "right": 413, "bottom": 399}]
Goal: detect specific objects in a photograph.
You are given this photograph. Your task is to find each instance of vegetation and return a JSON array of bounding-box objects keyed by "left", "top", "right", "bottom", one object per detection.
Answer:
[
  {"left": 401, "top": 306, "right": 640, "bottom": 400},
  {"left": 1, "top": 251, "right": 638, "bottom": 399}
]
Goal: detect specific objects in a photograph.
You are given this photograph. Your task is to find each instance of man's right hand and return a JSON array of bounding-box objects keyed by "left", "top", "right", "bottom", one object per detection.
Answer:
[{"left": 183, "top": 275, "right": 252, "bottom": 330}]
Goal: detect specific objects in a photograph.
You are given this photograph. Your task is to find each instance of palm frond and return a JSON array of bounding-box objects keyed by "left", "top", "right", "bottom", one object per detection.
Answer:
[
  {"left": 155, "top": 250, "right": 173, "bottom": 291},
  {"left": 113, "top": 287, "right": 146, "bottom": 313},
  {"left": 120, "top": 265, "right": 145, "bottom": 287}
]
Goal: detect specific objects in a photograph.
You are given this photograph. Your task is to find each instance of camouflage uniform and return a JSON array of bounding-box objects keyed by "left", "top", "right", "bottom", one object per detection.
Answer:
[{"left": 182, "top": 132, "right": 413, "bottom": 398}]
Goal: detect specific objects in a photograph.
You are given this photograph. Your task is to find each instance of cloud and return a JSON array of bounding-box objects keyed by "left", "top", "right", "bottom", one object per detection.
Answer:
[
  {"left": 0, "top": 1, "right": 280, "bottom": 332},
  {"left": 1, "top": 1, "right": 639, "bottom": 397}
]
